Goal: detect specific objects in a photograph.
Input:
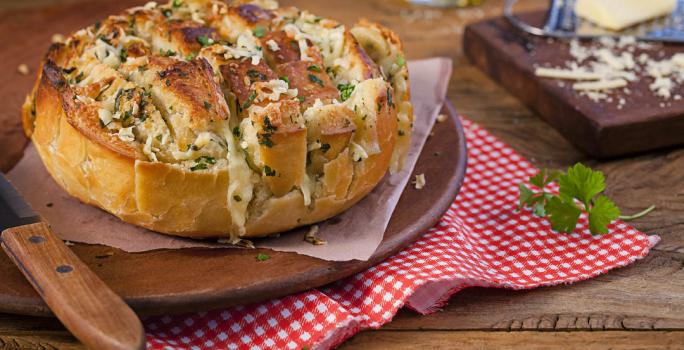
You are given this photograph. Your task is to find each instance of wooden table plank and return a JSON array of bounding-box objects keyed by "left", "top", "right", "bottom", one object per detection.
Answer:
[
  {"left": 0, "top": 0, "right": 682, "bottom": 348},
  {"left": 340, "top": 331, "right": 684, "bottom": 349}
]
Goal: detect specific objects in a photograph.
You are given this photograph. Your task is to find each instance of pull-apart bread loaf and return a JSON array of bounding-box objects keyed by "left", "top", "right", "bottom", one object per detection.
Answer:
[{"left": 22, "top": 0, "right": 414, "bottom": 240}]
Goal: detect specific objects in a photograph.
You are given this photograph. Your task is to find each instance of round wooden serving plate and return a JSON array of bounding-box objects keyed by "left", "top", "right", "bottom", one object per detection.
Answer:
[{"left": 0, "top": 102, "right": 466, "bottom": 317}]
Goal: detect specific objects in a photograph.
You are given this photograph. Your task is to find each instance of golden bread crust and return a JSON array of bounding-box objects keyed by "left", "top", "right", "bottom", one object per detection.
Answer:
[{"left": 23, "top": 0, "right": 414, "bottom": 240}]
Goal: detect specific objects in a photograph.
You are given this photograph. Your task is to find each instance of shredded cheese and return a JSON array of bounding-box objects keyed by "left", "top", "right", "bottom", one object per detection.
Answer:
[
  {"left": 573, "top": 79, "right": 627, "bottom": 91},
  {"left": 266, "top": 39, "right": 280, "bottom": 51},
  {"left": 535, "top": 67, "right": 601, "bottom": 81}
]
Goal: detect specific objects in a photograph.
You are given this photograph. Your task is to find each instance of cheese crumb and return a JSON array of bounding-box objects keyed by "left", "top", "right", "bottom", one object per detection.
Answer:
[
  {"left": 413, "top": 173, "right": 426, "bottom": 190},
  {"left": 17, "top": 64, "right": 29, "bottom": 75},
  {"left": 51, "top": 33, "right": 65, "bottom": 43},
  {"left": 117, "top": 127, "right": 135, "bottom": 142},
  {"left": 266, "top": 39, "right": 280, "bottom": 51},
  {"left": 436, "top": 114, "right": 448, "bottom": 123}
]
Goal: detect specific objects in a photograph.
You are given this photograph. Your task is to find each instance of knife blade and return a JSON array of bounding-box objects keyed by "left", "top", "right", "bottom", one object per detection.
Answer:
[
  {"left": 0, "top": 172, "right": 145, "bottom": 350},
  {"left": 0, "top": 173, "right": 41, "bottom": 232}
]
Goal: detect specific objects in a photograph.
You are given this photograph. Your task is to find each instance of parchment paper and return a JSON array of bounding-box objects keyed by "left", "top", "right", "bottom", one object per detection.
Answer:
[{"left": 7, "top": 58, "right": 453, "bottom": 261}]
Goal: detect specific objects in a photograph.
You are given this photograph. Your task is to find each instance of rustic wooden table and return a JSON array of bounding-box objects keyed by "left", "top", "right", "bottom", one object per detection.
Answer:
[{"left": 0, "top": 0, "right": 683, "bottom": 349}]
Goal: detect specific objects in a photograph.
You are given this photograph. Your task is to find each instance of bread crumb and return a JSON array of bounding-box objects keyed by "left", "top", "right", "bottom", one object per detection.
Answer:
[
  {"left": 17, "top": 64, "right": 29, "bottom": 75},
  {"left": 304, "top": 225, "right": 326, "bottom": 245},
  {"left": 413, "top": 173, "right": 426, "bottom": 190},
  {"left": 436, "top": 114, "right": 448, "bottom": 123},
  {"left": 51, "top": 33, "right": 65, "bottom": 43}
]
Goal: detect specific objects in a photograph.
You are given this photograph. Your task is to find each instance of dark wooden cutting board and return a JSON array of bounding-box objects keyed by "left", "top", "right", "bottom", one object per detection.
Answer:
[
  {"left": 0, "top": 1, "right": 467, "bottom": 317},
  {"left": 463, "top": 12, "right": 684, "bottom": 158}
]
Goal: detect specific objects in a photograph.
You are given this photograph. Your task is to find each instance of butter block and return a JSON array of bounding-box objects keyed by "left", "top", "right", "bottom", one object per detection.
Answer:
[{"left": 575, "top": 0, "right": 678, "bottom": 31}]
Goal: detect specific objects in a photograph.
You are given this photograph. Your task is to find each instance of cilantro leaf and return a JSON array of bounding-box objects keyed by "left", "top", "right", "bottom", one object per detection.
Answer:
[
  {"left": 546, "top": 196, "right": 582, "bottom": 233},
  {"left": 588, "top": 195, "right": 621, "bottom": 235},
  {"left": 559, "top": 163, "right": 605, "bottom": 207}
]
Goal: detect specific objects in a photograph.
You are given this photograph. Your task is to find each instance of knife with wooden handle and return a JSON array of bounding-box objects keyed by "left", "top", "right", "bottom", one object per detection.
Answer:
[{"left": 0, "top": 174, "right": 145, "bottom": 350}]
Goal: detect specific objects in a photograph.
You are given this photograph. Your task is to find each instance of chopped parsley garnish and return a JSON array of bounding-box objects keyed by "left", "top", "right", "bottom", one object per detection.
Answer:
[
  {"left": 297, "top": 96, "right": 306, "bottom": 103},
  {"left": 396, "top": 54, "right": 406, "bottom": 67},
  {"left": 162, "top": 8, "right": 172, "bottom": 18},
  {"left": 232, "top": 127, "right": 241, "bottom": 138},
  {"left": 258, "top": 133, "right": 274, "bottom": 148},
  {"left": 138, "top": 65, "right": 148, "bottom": 73},
  {"left": 203, "top": 100, "right": 212, "bottom": 110},
  {"left": 190, "top": 163, "right": 207, "bottom": 171},
  {"left": 233, "top": 195, "right": 242, "bottom": 202},
  {"left": 247, "top": 69, "right": 267, "bottom": 81},
  {"left": 165, "top": 79, "right": 171, "bottom": 86},
  {"left": 62, "top": 67, "right": 77, "bottom": 74},
  {"left": 256, "top": 253, "right": 270, "bottom": 261},
  {"left": 387, "top": 87, "right": 394, "bottom": 108},
  {"left": 252, "top": 26, "right": 266, "bottom": 38},
  {"left": 156, "top": 134, "right": 163, "bottom": 142},
  {"left": 190, "top": 156, "right": 216, "bottom": 171},
  {"left": 196, "top": 156, "right": 216, "bottom": 164},
  {"left": 243, "top": 91, "right": 257, "bottom": 109},
  {"left": 308, "top": 74, "right": 324, "bottom": 86},
  {"left": 263, "top": 116, "right": 277, "bottom": 132},
  {"left": 74, "top": 72, "right": 85, "bottom": 84},
  {"left": 185, "top": 53, "right": 196, "bottom": 60},
  {"left": 161, "top": 49, "right": 176, "bottom": 57},
  {"left": 279, "top": 76, "right": 290, "bottom": 83},
  {"left": 307, "top": 65, "right": 322, "bottom": 72},
  {"left": 263, "top": 165, "right": 276, "bottom": 177},
  {"left": 97, "top": 35, "right": 111, "bottom": 45},
  {"left": 337, "top": 83, "right": 354, "bottom": 102},
  {"left": 196, "top": 35, "right": 214, "bottom": 47},
  {"left": 172, "top": 0, "right": 182, "bottom": 8},
  {"left": 320, "top": 143, "right": 331, "bottom": 153}
]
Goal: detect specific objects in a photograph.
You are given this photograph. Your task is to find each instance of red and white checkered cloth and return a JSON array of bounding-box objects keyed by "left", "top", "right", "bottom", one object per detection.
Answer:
[{"left": 144, "top": 117, "right": 659, "bottom": 350}]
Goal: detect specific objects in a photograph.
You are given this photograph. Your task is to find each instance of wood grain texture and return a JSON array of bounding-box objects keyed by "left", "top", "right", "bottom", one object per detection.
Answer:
[
  {"left": 0, "top": 0, "right": 682, "bottom": 349},
  {"left": 1, "top": 223, "right": 144, "bottom": 350},
  {"left": 339, "top": 331, "right": 684, "bottom": 349}
]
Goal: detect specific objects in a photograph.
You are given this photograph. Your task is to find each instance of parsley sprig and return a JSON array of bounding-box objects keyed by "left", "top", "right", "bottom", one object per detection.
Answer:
[{"left": 519, "top": 163, "right": 653, "bottom": 235}]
